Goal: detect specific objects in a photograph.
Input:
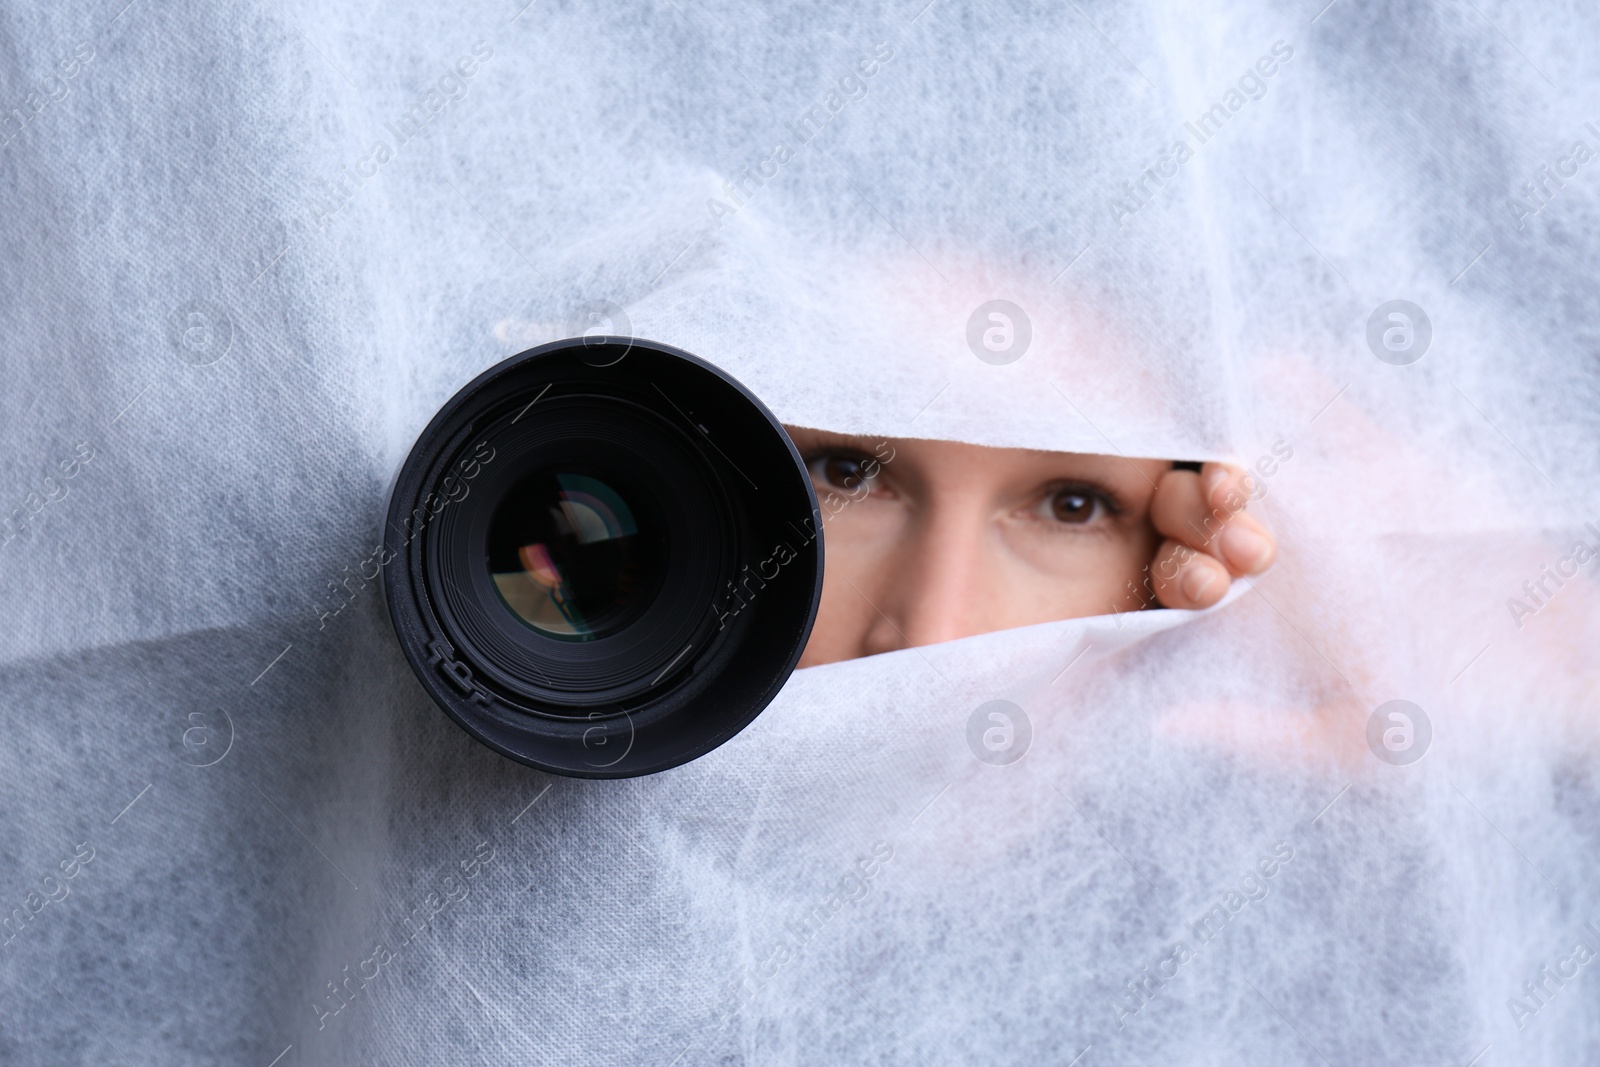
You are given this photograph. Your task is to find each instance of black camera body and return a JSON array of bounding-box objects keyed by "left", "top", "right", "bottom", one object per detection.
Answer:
[{"left": 384, "top": 337, "right": 822, "bottom": 778}]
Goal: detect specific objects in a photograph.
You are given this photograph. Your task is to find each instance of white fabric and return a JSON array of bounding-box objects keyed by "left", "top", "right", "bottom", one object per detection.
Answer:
[{"left": 2, "top": 0, "right": 1597, "bottom": 1063}]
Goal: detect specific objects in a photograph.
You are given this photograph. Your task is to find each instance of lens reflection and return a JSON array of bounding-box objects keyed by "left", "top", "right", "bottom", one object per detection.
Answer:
[{"left": 487, "top": 472, "right": 655, "bottom": 640}]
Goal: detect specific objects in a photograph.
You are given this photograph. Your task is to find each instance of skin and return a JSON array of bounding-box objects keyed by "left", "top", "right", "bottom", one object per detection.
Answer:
[{"left": 787, "top": 429, "right": 1278, "bottom": 668}]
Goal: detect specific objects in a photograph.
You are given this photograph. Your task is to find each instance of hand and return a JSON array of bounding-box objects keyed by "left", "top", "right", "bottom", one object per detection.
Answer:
[{"left": 1147, "top": 463, "right": 1277, "bottom": 609}]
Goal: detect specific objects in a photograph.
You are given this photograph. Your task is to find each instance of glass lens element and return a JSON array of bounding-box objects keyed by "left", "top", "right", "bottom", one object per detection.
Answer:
[{"left": 487, "top": 471, "right": 657, "bottom": 640}]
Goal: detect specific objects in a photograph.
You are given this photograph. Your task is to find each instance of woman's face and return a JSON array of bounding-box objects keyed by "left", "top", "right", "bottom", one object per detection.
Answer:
[{"left": 788, "top": 428, "right": 1171, "bottom": 667}]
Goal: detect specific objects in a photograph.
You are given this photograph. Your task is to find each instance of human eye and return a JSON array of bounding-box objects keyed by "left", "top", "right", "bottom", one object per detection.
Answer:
[
  {"left": 805, "top": 450, "right": 881, "bottom": 496},
  {"left": 1035, "top": 482, "right": 1120, "bottom": 526}
]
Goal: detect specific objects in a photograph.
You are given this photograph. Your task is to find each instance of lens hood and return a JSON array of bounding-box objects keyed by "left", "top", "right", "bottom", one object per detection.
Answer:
[{"left": 383, "top": 337, "right": 823, "bottom": 778}]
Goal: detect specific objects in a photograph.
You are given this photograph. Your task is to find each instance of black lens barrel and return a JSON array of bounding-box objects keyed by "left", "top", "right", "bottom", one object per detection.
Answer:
[{"left": 384, "top": 337, "right": 823, "bottom": 778}]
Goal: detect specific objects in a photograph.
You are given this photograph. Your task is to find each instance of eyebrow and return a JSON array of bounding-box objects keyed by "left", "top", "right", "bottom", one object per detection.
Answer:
[{"left": 788, "top": 428, "right": 878, "bottom": 450}]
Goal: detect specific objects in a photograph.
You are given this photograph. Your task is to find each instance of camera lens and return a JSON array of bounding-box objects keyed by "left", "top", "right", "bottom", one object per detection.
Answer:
[
  {"left": 486, "top": 469, "right": 660, "bottom": 641},
  {"left": 383, "top": 337, "right": 822, "bottom": 778}
]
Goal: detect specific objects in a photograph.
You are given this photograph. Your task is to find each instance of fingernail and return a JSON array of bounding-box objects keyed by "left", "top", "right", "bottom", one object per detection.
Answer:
[
  {"left": 1203, "top": 466, "right": 1228, "bottom": 500},
  {"left": 1181, "top": 561, "right": 1217, "bottom": 602},
  {"left": 1221, "top": 524, "right": 1272, "bottom": 573}
]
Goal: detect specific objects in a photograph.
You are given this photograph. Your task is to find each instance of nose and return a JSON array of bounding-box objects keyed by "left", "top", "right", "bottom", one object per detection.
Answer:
[{"left": 861, "top": 502, "right": 993, "bottom": 656}]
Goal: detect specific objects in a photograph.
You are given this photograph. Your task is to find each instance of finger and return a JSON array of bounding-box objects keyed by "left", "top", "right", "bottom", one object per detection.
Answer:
[
  {"left": 1200, "top": 462, "right": 1254, "bottom": 520},
  {"left": 1150, "top": 537, "right": 1231, "bottom": 610},
  {"left": 1215, "top": 509, "right": 1276, "bottom": 576},
  {"left": 1149, "top": 468, "right": 1228, "bottom": 560},
  {"left": 1151, "top": 463, "right": 1276, "bottom": 575},
  {"left": 1200, "top": 463, "right": 1277, "bottom": 576}
]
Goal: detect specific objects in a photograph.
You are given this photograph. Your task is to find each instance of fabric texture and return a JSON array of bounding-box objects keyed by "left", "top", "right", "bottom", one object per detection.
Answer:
[{"left": 1, "top": 0, "right": 1597, "bottom": 1063}]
